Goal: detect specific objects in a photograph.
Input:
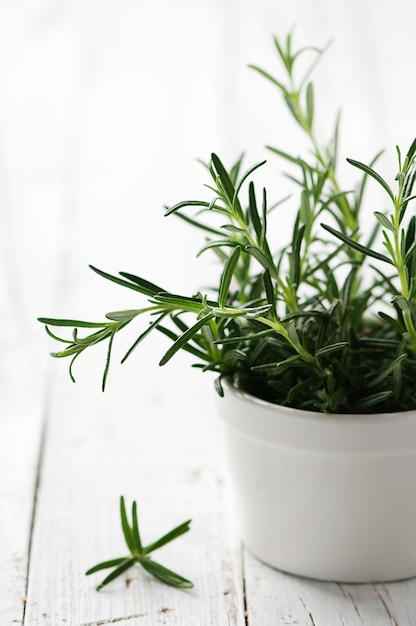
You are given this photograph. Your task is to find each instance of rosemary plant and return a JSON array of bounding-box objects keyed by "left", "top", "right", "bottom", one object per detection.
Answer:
[{"left": 39, "top": 33, "right": 416, "bottom": 414}]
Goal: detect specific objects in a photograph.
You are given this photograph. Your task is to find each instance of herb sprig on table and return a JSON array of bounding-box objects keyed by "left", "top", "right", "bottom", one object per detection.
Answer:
[{"left": 86, "top": 497, "right": 193, "bottom": 590}]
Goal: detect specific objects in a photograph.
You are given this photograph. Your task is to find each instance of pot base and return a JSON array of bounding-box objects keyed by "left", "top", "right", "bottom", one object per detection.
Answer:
[{"left": 248, "top": 547, "right": 416, "bottom": 584}]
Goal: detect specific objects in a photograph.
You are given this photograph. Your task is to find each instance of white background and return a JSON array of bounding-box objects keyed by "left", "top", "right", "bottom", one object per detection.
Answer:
[{"left": 1, "top": 0, "right": 416, "bottom": 393}]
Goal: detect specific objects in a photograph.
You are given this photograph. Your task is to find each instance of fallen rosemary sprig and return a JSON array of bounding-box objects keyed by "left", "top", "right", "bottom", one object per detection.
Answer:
[{"left": 86, "top": 497, "right": 193, "bottom": 590}]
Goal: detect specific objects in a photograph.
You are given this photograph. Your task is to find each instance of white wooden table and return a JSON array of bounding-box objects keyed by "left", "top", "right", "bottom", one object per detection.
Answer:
[
  {"left": 0, "top": 326, "right": 416, "bottom": 626},
  {"left": 3, "top": 1, "right": 416, "bottom": 623},
  {"left": 3, "top": 331, "right": 416, "bottom": 626}
]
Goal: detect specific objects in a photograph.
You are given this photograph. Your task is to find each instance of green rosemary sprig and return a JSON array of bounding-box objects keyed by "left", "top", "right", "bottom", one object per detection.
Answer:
[{"left": 86, "top": 497, "right": 193, "bottom": 590}]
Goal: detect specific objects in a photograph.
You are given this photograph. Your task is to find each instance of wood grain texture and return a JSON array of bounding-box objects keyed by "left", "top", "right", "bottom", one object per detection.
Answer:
[
  {"left": 243, "top": 549, "right": 416, "bottom": 625},
  {"left": 22, "top": 354, "right": 246, "bottom": 625},
  {"left": 0, "top": 348, "right": 43, "bottom": 625}
]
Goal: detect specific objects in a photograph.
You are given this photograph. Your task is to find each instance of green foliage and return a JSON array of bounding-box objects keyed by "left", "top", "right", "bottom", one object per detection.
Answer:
[
  {"left": 85, "top": 497, "right": 193, "bottom": 590},
  {"left": 39, "top": 32, "right": 416, "bottom": 414}
]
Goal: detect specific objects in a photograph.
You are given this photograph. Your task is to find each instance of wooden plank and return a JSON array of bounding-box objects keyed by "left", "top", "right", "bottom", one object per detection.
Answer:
[
  {"left": 372, "top": 581, "right": 416, "bottom": 626},
  {"left": 23, "top": 348, "right": 246, "bottom": 625},
  {"left": 243, "top": 548, "right": 416, "bottom": 625},
  {"left": 0, "top": 339, "right": 47, "bottom": 625}
]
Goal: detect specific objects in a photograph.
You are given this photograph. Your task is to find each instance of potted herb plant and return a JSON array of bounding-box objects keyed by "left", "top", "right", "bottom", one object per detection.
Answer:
[{"left": 39, "top": 33, "right": 416, "bottom": 583}]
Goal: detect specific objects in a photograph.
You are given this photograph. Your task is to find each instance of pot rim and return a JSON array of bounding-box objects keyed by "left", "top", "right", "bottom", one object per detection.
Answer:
[{"left": 217, "top": 379, "right": 416, "bottom": 455}]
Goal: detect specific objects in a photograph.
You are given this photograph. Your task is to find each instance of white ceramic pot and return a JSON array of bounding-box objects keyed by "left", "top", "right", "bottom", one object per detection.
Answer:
[{"left": 216, "top": 381, "right": 416, "bottom": 582}]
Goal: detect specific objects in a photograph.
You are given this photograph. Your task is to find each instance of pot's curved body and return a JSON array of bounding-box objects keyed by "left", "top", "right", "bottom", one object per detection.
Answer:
[{"left": 216, "top": 382, "right": 416, "bottom": 582}]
